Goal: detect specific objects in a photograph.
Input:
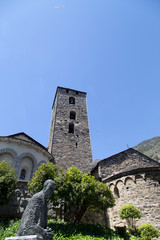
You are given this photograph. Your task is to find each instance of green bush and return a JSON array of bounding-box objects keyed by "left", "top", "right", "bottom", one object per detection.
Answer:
[
  {"left": 29, "top": 165, "right": 115, "bottom": 223},
  {"left": 119, "top": 204, "right": 141, "bottom": 234},
  {"left": 138, "top": 224, "right": 159, "bottom": 240},
  {"left": 28, "top": 162, "right": 58, "bottom": 195},
  {"left": 119, "top": 204, "right": 141, "bottom": 220},
  {"left": 0, "top": 161, "right": 17, "bottom": 203},
  {"left": 0, "top": 219, "right": 19, "bottom": 240}
]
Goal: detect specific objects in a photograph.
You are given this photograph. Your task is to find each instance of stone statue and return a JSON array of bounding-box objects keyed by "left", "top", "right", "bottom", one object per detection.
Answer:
[{"left": 17, "top": 179, "right": 56, "bottom": 240}]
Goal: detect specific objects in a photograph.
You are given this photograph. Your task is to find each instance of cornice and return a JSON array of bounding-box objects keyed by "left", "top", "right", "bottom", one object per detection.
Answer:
[{"left": 0, "top": 137, "right": 53, "bottom": 160}]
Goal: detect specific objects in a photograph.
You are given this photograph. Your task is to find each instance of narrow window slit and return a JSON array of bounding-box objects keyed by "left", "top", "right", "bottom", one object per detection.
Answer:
[{"left": 69, "top": 123, "right": 74, "bottom": 133}]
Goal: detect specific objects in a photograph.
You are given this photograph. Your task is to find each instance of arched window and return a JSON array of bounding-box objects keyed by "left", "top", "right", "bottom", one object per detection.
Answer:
[
  {"left": 19, "top": 169, "right": 26, "bottom": 180},
  {"left": 114, "top": 186, "right": 120, "bottom": 198},
  {"left": 69, "top": 123, "right": 74, "bottom": 133},
  {"left": 69, "top": 97, "right": 75, "bottom": 104},
  {"left": 70, "top": 111, "right": 76, "bottom": 120},
  {"left": 19, "top": 157, "right": 33, "bottom": 181}
]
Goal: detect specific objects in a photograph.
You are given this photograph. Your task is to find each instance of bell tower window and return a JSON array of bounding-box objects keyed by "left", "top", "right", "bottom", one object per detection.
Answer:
[
  {"left": 69, "top": 97, "right": 75, "bottom": 104},
  {"left": 70, "top": 111, "right": 76, "bottom": 120},
  {"left": 69, "top": 123, "right": 74, "bottom": 133}
]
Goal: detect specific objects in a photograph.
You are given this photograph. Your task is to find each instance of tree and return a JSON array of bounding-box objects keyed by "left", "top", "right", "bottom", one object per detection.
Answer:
[
  {"left": 28, "top": 164, "right": 115, "bottom": 223},
  {"left": 28, "top": 162, "right": 57, "bottom": 198},
  {"left": 119, "top": 204, "right": 141, "bottom": 234},
  {"left": 138, "top": 224, "right": 159, "bottom": 240},
  {"left": 56, "top": 166, "right": 115, "bottom": 223},
  {"left": 0, "top": 160, "right": 17, "bottom": 204}
]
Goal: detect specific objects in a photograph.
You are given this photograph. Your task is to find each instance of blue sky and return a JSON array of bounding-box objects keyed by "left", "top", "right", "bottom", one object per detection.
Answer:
[{"left": 0, "top": 0, "right": 160, "bottom": 161}]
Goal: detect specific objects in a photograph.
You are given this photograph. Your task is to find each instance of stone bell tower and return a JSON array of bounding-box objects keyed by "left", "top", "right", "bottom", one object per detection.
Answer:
[{"left": 48, "top": 87, "right": 92, "bottom": 172}]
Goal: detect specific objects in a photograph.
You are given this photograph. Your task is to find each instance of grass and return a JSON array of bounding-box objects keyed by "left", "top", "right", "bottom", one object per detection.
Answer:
[
  {"left": 0, "top": 219, "right": 142, "bottom": 240},
  {"left": 0, "top": 219, "right": 19, "bottom": 240}
]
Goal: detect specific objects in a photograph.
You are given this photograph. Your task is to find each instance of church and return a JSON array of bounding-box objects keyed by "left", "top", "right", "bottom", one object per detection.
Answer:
[{"left": 0, "top": 86, "right": 160, "bottom": 230}]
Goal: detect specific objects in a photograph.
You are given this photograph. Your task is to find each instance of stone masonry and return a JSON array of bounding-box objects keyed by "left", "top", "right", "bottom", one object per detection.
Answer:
[
  {"left": 93, "top": 148, "right": 160, "bottom": 182},
  {"left": 48, "top": 87, "right": 92, "bottom": 172},
  {"left": 2, "top": 86, "right": 160, "bottom": 231},
  {"left": 108, "top": 171, "right": 160, "bottom": 230},
  {"left": 91, "top": 148, "right": 160, "bottom": 230}
]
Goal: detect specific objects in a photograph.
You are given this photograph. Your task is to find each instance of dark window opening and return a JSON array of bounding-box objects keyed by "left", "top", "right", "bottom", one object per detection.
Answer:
[
  {"left": 69, "top": 97, "right": 75, "bottom": 104},
  {"left": 69, "top": 123, "right": 74, "bottom": 133},
  {"left": 50, "top": 157, "right": 55, "bottom": 164},
  {"left": 70, "top": 111, "right": 76, "bottom": 120},
  {"left": 76, "top": 142, "right": 78, "bottom": 147},
  {"left": 20, "top": 169, "right": 26, "bottom": 180},
  {"left": 114, "top": 186, "right": 120, "bottom": 198},
  {"left": 66, "top": 89, "right": 69, "bottom": 93},
  {"left": 76, "top": 91, "right": 78, "bottom": 95}
]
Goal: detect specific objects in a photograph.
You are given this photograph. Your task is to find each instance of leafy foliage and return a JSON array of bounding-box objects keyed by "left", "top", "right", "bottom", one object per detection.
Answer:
[
  {"left": 56, "top": 166, "right": 115, "bottom": 223},
  {"left": 0, "top": 218, "right": 142, "bottom": 240},
  {"left": 0, "top": 160, "right": 17, "bottom": 204},
  {"left": 48, "top": 219, "right": 115, "bottom": 239},
  {"left": 28, "top": 164, "right": 115, "bottom": 223},
  {"left": 119, "top": 205, "right": 141, "bottom": 220},
  {"left": 119, "top": 205, "right": 141, "bottom": 234},
  {"left": 28, "top": 162, "right": 58, "bottom": 195},
  {"left": 138, "top": 224, "right": 159, "bottom": 240},
  {"left": 0, "top": 219, "right": 19, "bottom": 240}
]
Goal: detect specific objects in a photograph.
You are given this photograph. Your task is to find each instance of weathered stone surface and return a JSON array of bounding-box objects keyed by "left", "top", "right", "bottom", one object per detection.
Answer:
[
  {"left": 0, "top": 182, "right": 29, "bottom": 219},
  {"left": 5, "top": 235, "right": 43, "bottom": 240},
  {"left": 17, "top": 180, "right": 56, "bottom": 240},
  {"left": 0, "top": 133, "right": 53, "bottom": 181},
  {"left": 81, "top": 210, "right": 110, "bottom": 227},
  {"left": 107, "top": 171, "right": 160, "bottom": 230},
  {"left": 48, "top": 87, "right": 92, "bottom": 172},
  {"left": 91, "top": 149, "right": 160, "bottom": 230},
  {"left": 92, "top": 148, "right": 160, "bottom": 181}
]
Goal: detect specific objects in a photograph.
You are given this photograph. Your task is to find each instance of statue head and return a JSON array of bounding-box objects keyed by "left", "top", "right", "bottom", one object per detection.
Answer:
[{"left": 43, "top": 179, "right": 56, "bottom": 198}]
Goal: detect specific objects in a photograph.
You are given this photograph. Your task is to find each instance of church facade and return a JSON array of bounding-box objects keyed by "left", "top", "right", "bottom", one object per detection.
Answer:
[
  {"left": 0, "top": 133, "right": 53, "bottom": 182},
  {"left": 0, "top": 86, "right": 160, "bottom": 229}
]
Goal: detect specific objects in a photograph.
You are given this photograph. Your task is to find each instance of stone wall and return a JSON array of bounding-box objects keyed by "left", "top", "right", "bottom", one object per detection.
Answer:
[
  {"left": 0, "top": 182, "right": 30, "bottom": 219},
  {"left": 0, "top": 182, "right": 63, "bottom": 220},
  {"left": 91, "top": 149, "right": 160, "bottom": 230},
  {"left": 96, "top": 148, "right": 160, "bottom": 181},
  {"left": 107, "top": 171, "right": 160, "bottom": 230},
  {"left": 0, "top": 134, "right": 53, "bottom": 181},
  {"left": 81, "top": 210, "right": 110, "bottom": 227},
  {"left": 82, "top": 170, "right": 160, "bottom": 230},
  {"left": 48, "top": 87, "right": 93, "bottom": 172}
]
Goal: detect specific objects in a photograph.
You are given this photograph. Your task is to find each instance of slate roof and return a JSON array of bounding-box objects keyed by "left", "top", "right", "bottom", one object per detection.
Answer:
[{"left": 91, "top": 148, "right": 160, "bottom": 181}]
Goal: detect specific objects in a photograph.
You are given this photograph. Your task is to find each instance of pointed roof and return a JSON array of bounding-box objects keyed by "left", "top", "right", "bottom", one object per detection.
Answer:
[{"left": 91, "top": 148, "right": 160, "bottom": 181}]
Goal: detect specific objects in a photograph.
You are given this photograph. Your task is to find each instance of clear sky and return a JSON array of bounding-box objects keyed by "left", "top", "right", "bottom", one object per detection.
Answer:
[{"left": 0, "top": 0, "right": 160, "bottom": 161}]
